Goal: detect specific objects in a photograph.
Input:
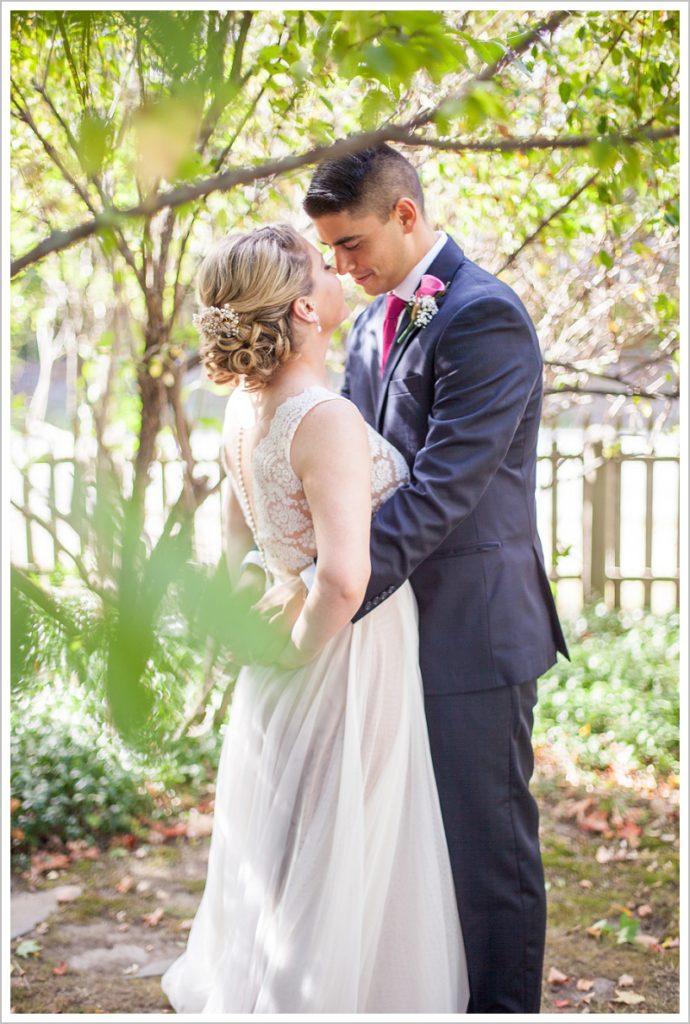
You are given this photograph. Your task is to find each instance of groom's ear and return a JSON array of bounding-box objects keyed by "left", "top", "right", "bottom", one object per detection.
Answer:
[{"left": 393, "top": 197, "right": 419, "bottom": 234}]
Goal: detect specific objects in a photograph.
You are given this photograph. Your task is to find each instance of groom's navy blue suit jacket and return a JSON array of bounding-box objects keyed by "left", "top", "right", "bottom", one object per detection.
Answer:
[{"left": 346, "top": 236, "right": 569, "bottom": 693}]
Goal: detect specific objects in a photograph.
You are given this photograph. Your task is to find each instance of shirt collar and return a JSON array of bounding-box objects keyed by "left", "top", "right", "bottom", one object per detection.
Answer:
[{"left": 392, "top": 231, "right": 448, "bottom": 303}]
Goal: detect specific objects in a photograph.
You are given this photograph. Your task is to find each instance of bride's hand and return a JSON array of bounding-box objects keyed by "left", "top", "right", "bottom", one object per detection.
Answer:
[
  {"left": 228, "top": 577, "right": 308, "bottom": 667},
  {"left": 274, "top": 636, "right": 319, "bottom": 671},
  {"left": 252, "top": 576, "right": 307, "bottom": 627}
]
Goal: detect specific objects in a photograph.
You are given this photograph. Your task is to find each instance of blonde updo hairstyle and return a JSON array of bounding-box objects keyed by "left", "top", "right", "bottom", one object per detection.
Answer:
[{"left": 195, "top": 224, "right": 313, "bottom": 390}]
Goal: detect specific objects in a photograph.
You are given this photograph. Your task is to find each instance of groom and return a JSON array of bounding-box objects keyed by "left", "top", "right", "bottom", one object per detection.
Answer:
[{"left": 302, "top": 144, "right": 569, "bottom": 1013}]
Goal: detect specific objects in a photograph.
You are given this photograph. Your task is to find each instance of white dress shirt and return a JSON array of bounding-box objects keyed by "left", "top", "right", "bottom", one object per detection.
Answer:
[{"left": 388, "top": 230, "right": 448, "bottom": 331}]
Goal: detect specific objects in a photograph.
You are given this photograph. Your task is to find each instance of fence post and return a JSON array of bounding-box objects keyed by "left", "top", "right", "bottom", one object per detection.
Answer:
[
  {"left": 610, "top": 455, "right": 622, "bottom": 609},
  {"left": 584, "top": 440, "right": 608, "bottom": 602},
  {"left": 549, "top": 439, "right": 559, "bottom": 582},
  {"left": 644, "top": 457, "right": 654, "bottom": 608}
]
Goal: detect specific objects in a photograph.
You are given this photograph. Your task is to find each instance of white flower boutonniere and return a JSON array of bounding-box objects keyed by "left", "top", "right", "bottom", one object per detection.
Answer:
[{"left": 396, "top": 274, "right": 449, "bottom": 347}]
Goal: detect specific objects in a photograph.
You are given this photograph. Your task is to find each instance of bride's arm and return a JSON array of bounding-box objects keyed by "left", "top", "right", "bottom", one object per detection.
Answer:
[{"left": 286, "top": 399, "right": 372, "bottom": 663}]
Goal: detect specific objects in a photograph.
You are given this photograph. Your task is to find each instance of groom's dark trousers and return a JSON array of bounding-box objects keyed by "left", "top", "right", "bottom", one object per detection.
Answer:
[
  {"left": 347, "top": 236, "right": 569, "bottom": 1013},
  {"left": 425, "top": 681, "right": 544, "bottom": 1013}
]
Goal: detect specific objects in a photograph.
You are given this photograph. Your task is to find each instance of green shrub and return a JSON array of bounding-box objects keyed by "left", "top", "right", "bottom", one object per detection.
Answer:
[
  {"left": 11, "top": 694, "right": 153, "bottom": 852},
  {"left": 11, "top": 683, "right": 224, "bottom": 856},
  {"left": 535, "top": 605, "right": 680, "bottom": 777}
]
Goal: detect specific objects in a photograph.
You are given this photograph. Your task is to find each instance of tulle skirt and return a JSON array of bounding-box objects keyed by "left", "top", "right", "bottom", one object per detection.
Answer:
[{"left": 161, "top": 581, "right": 469, "bottom": 1013}]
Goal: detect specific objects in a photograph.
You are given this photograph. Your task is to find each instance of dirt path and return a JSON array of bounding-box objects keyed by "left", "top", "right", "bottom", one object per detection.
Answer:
[{"left": 10, "top": 781, "right": 679, "bottom": 1014}]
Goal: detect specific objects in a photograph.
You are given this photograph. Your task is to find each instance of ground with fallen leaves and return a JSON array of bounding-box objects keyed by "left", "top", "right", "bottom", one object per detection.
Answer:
[{"left": 10, "top": 769, "right": 679, "bottom": 1015}]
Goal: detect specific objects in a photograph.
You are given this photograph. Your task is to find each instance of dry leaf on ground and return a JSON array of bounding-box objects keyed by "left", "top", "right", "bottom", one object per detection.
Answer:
[
  {"left": 614, "top": 990, "right": 645, "bottom": 1005},
  {"left": 142, "top": 907, "right": 164, "bottom": 927}
]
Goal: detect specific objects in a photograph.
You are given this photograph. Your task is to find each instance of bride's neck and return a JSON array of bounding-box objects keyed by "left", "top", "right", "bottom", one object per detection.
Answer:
[
  {"left": 274, "top": 338, "right": 331, "bottom": 391},
  {"left": 247, "top": 339, "right": 332, "bottom": 416}
]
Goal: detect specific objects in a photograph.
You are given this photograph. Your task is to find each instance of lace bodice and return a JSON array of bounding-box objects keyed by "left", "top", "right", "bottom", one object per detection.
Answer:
[{"left": 223, "top": 386, "right": 409, "bottom": 580}]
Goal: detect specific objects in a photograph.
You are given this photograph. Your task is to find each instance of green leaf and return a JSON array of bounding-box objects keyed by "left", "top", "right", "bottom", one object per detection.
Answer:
[
  {"left": 360, "top": 40, "right": 399, "bottom": 81},
  {"left": 76, "top": 111, "right": 110, "bottom": 176},
  {"left": 620, "top": 144, "right": 642, "bottom": 188},
  {"left": 590, "top": 140, "right": 618, "bottom": 173},
  {"left": 16, "top": 939, "right": 42, "bottom": 958},
  {"left": 558, "top": 81, "right": 572, "bottom": 104},
  {"left": 360, "top": 88, "right": 395, "bottom": 130},
  {"left": 460, "top": 33, "right": 505, "bottom": 66},
  {"left": 616, "top": 914, "right": 640, "bottom": 944}
]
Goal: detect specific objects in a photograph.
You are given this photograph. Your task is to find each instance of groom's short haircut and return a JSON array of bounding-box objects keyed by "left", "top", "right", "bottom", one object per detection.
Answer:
[{"left": 303, "top": 144, "right": 425, "bottom": 222}]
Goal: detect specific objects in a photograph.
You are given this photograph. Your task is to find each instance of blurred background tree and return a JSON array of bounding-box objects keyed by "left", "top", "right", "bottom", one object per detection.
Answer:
[{"left": 9, "top": 8, "right": 679, "bottom": 775}]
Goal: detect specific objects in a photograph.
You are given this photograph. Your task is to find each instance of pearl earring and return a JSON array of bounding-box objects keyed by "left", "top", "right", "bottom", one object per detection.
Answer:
[{"left": 312, "top": 313, "right": 322, "bottom": 333}]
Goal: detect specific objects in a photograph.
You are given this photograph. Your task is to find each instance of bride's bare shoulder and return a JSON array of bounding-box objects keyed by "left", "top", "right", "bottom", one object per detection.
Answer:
[{"left": 291, "top": 395, "right": 368, "bottom": 474}]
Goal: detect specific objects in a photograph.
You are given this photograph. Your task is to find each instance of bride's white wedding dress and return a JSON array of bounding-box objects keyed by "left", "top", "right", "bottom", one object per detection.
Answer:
[{"left": 161, "top": 386, "right": 469, "bottom": 1013}]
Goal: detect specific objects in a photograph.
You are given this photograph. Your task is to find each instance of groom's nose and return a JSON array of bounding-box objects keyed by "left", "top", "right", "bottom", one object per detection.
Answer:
[{"left": 334, "top": 248, "right": 356, "bottom": 275}]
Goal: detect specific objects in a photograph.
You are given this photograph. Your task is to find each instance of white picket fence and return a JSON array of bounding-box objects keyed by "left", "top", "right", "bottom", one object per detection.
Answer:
[{"left": 11, "top": 428, "right": 680, "bottom": 617}]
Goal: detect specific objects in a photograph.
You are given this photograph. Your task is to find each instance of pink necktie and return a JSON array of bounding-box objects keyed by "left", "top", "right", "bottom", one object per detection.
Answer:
[{"left": 380, "top": 293, "right": 407, "bottom": 375}]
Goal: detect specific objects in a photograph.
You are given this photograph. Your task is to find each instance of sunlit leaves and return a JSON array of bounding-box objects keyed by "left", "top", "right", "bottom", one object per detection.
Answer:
[
  {"left": 559, "top": 81, "right": 572, "bottom": 104},
  {"left": 74, "top": 111, "right": 110, "bottom": 177},
  {"left": 459, "top": 32, "right": 505, "bottom": 66},
  {"left": 125, "top": 10, "right": 206, "bottom": 81},
  {"left": 330, "top": 11, "right": 468, "bottom": 89},
  {"left": 590, "top": 141, "right": 619, "bottom": 173},
  {"left": 433, "top": 83, "right": 508, "bottom": 135},
  {"left": 359, "top": 89, "right": 396, "bottom": 131}
]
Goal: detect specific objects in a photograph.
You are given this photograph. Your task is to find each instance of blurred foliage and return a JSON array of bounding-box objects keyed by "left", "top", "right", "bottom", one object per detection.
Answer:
[
  {"left": 9, "top": 9, "right": 679, "bottom": 750},
  {"left": 10, "top": 679, "right": 224, "bottom": 857},
  {"left": 10, "top": 603, "right": 678, "bottom": 858},
  {"left": 535, "top": 605, "right": 680, "bottom": 778},
  {"left": 11, "top": 698, "right": 154, "bottom": 853}
]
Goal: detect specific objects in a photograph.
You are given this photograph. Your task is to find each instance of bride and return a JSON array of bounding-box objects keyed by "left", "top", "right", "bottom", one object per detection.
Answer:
[{"left": 161, "top": 224, "right": 469, "bottom": 1013}]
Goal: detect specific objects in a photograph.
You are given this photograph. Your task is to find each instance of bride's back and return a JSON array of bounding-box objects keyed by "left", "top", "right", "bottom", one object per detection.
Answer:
[{"left": 222, "top": 384, "right": 410, "bottom": 582}]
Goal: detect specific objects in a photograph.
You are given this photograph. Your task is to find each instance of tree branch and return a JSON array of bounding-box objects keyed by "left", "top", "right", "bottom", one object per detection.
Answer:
[
  {"left": 10, "top": 84, "right": 97, "bottom": 214},
  {"left": 498, "top": 171, "right": 599, "bottom": 272},
  {"left": 401, "top": 125, "right": 678, "bottom": 155},
  {"left": 13, "top": 119, "right": 677, "bottom": 279},
  {"left": 11, "top": 564, "right": 82, "bottom": 636},
  {"left": 545, "top": 382, "right": 679, "bottom": 400},
  {"left": 27, "top": 79, "right": 146, "bottom": 289},
  {"left": 11, "top": 499, "right": 113, "bottom": 604},
  {"left": 11, "top": 8, "right": 574, "bottom": 277}
]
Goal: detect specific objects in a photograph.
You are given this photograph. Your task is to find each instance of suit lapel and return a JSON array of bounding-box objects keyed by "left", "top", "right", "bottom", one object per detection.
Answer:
[{"left": 375, "top": 236, "right": 466, "bottom": 431}]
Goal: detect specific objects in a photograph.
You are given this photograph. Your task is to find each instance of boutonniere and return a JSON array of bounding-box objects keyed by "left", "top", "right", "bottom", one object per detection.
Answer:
[{"left": 395, "top": 274, "right": 449, "bottom": 346}]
